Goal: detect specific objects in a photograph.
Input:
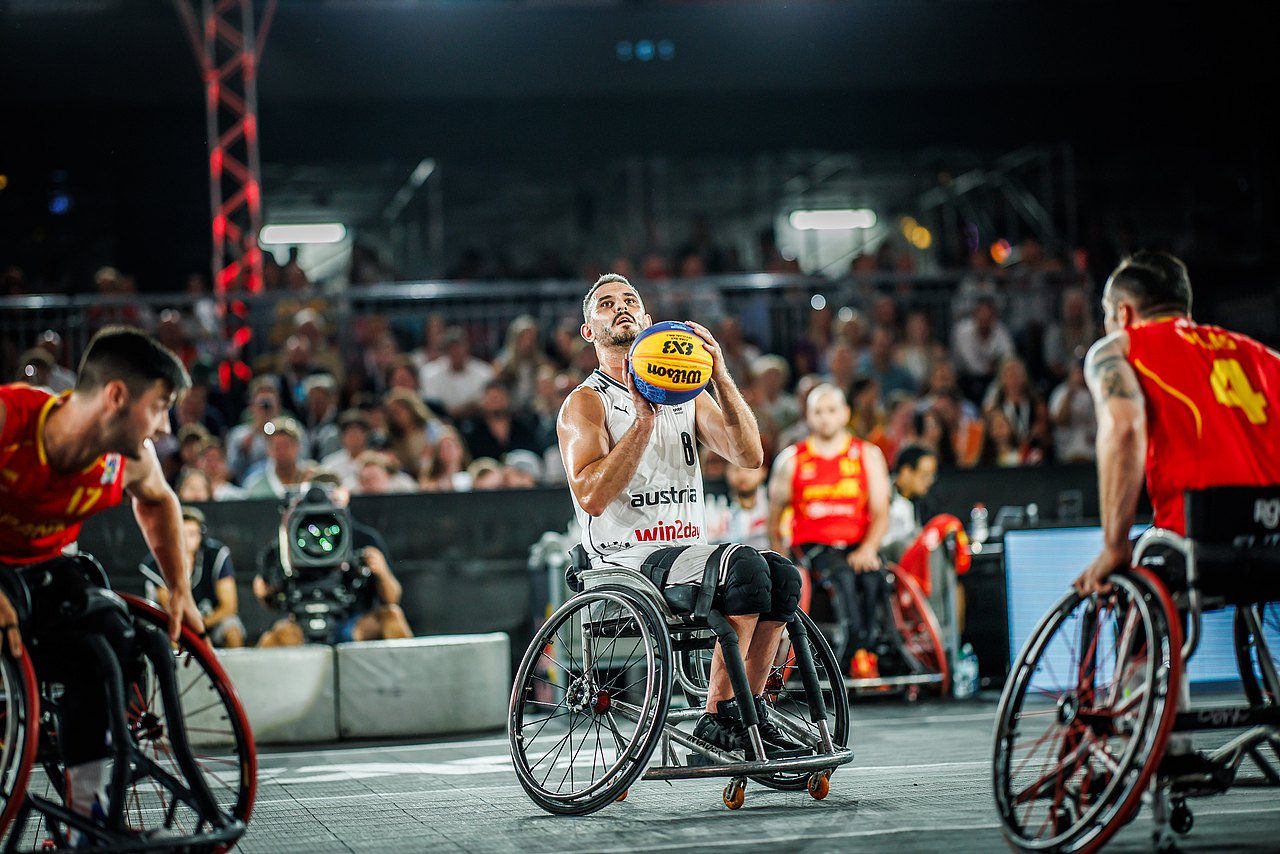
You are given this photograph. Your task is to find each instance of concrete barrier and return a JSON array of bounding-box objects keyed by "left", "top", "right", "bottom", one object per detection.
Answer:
[
  {"left": 336, "top": 633, "right": 511, "bottom": 739},
  {"left": 213, "top": 646, "right": 338, "bottom": 744}
]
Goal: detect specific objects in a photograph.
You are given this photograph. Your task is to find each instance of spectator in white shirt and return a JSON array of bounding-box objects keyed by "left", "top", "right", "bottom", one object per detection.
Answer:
[
  {"left": 951, "top": 296, "right": 1015, "bottom": 402},
  {"left": 321, "top": 409, "right": 374, "bottom": 489},
  {"left": 419, "top": 327, "right": 495, "bottom": 419}
]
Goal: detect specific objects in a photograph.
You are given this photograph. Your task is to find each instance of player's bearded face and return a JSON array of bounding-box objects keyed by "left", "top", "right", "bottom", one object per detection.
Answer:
[{"left": 591, "top": 287, "right": 647, "bottom": 347}]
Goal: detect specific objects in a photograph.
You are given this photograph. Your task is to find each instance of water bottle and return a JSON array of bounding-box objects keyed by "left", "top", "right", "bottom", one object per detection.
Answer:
[
  {"left": 954, "top": 643, "right": 979, "bottom": 700},
  {"left": 969, "top": 503, "right": 989, "bottom": 544}
]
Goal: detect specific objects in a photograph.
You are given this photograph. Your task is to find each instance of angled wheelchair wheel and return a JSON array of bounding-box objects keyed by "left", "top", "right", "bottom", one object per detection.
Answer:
[
  {"left": 509, "top": 586, "right": 672, "bottom": 815},
  {"left": 889, "top": 569, "right": 950, "bottom": 695},
  {"left": 754, "top": 609, "right": 851, "bottom": 791},
  {"left": 1234, "top": 602, "right": 1280, "bottom": 707},
  {"left": 18, "top": 595, "right": 256, "bottom": 852},
  {"left": 0, "top": 646, "right": 40, "bottom": 839},
  {"left": 993, "top": 569, "right": 1181, "bottom": 854}
]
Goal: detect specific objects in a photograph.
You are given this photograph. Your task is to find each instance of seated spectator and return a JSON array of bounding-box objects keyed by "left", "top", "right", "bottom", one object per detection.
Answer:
[
  {"left": 493, "top": 315, "right": 552, "bottom": 411},
  {"left": 713, "top": 461, "right": 771, "bottom": 550},
  {"left": 914, "top": 407, "right": 959, "bottom": 469},
  {"left": 502, "top": 449, "right": 544, "bottom": 488},
  {"left": 30, "top": 330, "right": 77, "bottom": 391},
  {"left": 458, "top": 380, "right": 543, "bottom": 461},
  {"left": 418, "top": 428, "right": 472, "bottom": 492},
  {"left": 983, "top": 355, "right": 1051, "bottom": 456},
  {"left": 175, "top": 466, "right": 214, "bottom": 503},
  {"left": 750, "top": 354, "right": 801, "bottom": 438},
  {"left": 978, "top": 407, "right": 1042, "bottom": 467},
  {"left": 253, "top": 474, "right": 412, "bottom": 646},
  {"left": 419, "top": 326, "right": 495, "bottom": 419},
  {"left": 173, "top": 363, "right": 228, "bottom": 438},
  {"left": 1049, "top": 360, "right": 1097, "bottom": 463},
  {"left": 244, "top": 416, "right": 314, "bottom": 498},
  {"left": 15, "top": 347, "right": 59, "bottom": 390},
  {"left": 301, "top": 373, "right": 342, "bottom": 460},
  {"left": 321, "top": 409, "right": 374, "bottom": 489},
  {"left": 176, "top": 423, "right": 211, "bottom": 472},
  {"left": 895, "top": 310, "right": 943, "bottom": 390},
  {"left": 714, "top": 317, "right": 761, "bottom": 387},
  {"left": 227, "top": 376, "right": 301, "bottom": 483},
  {"left": 951, "top": 296, "right": 1015, "bottom": 403},
  {"left": 140, "top": 506, "right": 245, "bottom": 648},
  {"left": 196, "top": 438, "right": 247, "bottom": 501},
  {"left": 1043, "top": 285, "right": 1098, "bottom": 383},
  {"left": 354, "top": 450, "right": 418, "bottom": 494},
  {"left": 384, "top": 388, "right": 442, "bottom": 479},
  {"left": 859, "top": 327, "right": 917, "bottom": 398},
  {"left": 386, "top": 355, "right": 422, "bottom": 395},
  {"left": 467, "top": 457, "right": 505, "bottom": 490},
  {"left": 929, "top": 389, "right": 984, "bottom": 468}
]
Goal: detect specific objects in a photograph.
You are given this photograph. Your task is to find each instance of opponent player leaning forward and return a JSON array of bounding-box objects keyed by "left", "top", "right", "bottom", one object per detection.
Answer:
[{"left": 557, "top": 273, "right": 806, "bottom": 756}]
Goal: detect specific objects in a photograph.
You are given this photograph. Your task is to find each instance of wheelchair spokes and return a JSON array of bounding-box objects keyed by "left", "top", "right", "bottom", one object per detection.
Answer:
[
  {"left": 510, "top": 587, "right": 672, "bottom": 815},
  {"left": 994, "top": 571, "right": 1179, "bottom": 854},
  {"left": 1235, "top": 602, "right": 1280, "bottom": 708}
]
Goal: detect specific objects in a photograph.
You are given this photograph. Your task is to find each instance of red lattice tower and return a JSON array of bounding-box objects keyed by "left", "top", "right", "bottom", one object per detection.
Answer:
[{"left": 175, "top": 0, "right": 277, "bottom": 294}]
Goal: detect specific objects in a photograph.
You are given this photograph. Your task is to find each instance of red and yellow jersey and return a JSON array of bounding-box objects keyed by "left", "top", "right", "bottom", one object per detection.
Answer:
[
  {"left": 0, "top": 384, "right": 128, "bottom": 564},
  {"left": 789, "top": 434, "right": 871, "bottom": 547},
  {"left": 1126, "top": 318, "right": 1280, "bottom": 534}
]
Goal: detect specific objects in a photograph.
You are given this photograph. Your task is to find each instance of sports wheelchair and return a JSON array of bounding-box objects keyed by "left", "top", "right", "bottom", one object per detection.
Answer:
[
  {"left": 795, "top": 544, "right": 951, "bottom": 700},
  {"left": 508, "top": 556, "right": 853, "bottom": 815},
  {"left": 993, "top": 486, "right": 1280, "bottom": 853},
  {"left": 1, "top": 558, "right": 256, "bottom": 853}
]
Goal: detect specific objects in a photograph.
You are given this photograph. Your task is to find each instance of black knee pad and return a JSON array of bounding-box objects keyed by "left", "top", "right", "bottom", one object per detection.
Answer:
[
  {"left": 720, "top": 546, "right": 772, "bottom": 616},
  {"left": 759, "top": 550, "right": 801, "bottom": 621}
]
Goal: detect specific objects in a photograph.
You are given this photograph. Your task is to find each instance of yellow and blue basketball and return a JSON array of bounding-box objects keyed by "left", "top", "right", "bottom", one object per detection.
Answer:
[{"left": 628, "top": 321, "right": 713, "bottom": 405}]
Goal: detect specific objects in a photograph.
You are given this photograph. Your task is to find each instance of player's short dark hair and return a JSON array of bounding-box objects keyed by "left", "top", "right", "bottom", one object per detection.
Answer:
[
  {"left": 894, "top": 443, "right": 937, "bottom": 474},
  {"left": 582, "top": 273, "right": 634, "bottom": 321},
  {"left": 1107, "top": 251, "right": 1192, "bottom": 317},
  {"left": 76, "top": 326, "right": 191, "bottom": 397}
]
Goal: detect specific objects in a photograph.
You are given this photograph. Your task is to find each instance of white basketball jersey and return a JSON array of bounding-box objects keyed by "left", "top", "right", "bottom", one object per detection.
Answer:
[{"left": 568, "top": 369, "right": 707, "bottom": 567}]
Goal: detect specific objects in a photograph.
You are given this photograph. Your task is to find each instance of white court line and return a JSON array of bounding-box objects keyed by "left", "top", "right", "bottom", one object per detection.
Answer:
[
  {"left": 256, "top": 736, "right": 509, "bottom": 764},
  {"left": 862, "top": 712, "right": 993, "bottom": 726},
  {"left": 591, "top": 823, "right": 1005, "bottom": 852}
]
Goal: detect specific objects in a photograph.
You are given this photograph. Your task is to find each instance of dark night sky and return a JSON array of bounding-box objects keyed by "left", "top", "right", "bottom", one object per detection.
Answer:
[{"left": 1, "top": 1, "right": 1274, "bottom": 290}]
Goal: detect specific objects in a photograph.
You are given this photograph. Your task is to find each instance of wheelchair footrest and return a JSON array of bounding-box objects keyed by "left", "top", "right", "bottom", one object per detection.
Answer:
[{"left": 645, "top": 747, "right": 854, "bottom": 781}]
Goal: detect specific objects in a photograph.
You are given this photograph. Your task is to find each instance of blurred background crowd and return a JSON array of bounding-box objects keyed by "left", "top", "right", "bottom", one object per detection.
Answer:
[{"left": 4, "top": 229, "right": 1107, "bottom": 505}]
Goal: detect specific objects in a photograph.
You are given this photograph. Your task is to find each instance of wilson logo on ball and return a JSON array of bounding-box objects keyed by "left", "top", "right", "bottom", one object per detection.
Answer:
[{"left": 628, "top": 320, "right": 714, "bottom": 405}]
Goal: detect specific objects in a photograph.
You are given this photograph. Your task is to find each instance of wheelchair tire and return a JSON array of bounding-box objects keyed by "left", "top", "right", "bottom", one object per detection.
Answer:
[
  {"left": 1234, "top": 602, "right": 1280, "bottom": 708},
  {"left": 890, "top": 569, "right": 950, "bottom": 696},
  {"left": 0, "top": 647, "right": 40, "bottom": 839},
  {"left": 509, "top": 585, "right": 672, "bottom": 816},
  {"left": 752, "top": 608, "right": 851, "bottom": 791},
  {"left": 992, "top": 568, "right": 1182, "bottom": 854},
  {"left": 20, "top": 595, "right": 256, "bottom": 853}
]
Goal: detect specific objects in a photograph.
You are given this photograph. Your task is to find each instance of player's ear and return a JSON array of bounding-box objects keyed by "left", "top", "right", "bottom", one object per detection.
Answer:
[
  {"left": 641, "top": 312, "right": 653, "bottom": 328},
  {"left": 580, "top": 322, "right": 594, "bottom": 342},
  {"left": 104, "top": 379, "right": 130, "bottom": 411}
]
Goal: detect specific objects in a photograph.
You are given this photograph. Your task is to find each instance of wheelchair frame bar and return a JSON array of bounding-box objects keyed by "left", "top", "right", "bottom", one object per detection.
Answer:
[
  {"left": 1241, "top": 601, "right": 1280, "bottom": 703},
  {"left": 1173, "top": 707, "right": 1280, "bottom": 731},
  {"left": 1131, "top": 528, "right": 1203, "bottom": 661}
]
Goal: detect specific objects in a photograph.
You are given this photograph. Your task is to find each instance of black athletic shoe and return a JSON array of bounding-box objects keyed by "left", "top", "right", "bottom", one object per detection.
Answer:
[
  {"left": 693, "top": 700, "right": 751, "bottom": 757},
  {"left": 753, "top": 695, "right": 812, "bottom": 756}
]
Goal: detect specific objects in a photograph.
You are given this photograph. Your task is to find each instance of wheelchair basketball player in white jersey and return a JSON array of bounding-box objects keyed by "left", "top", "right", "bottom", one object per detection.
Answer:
[{"left": 556, "top": 273, "right": 807, "bottom": 757}]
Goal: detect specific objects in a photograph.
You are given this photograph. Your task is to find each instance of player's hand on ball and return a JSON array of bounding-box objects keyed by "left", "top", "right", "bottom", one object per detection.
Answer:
[
  {"left": 624, "top": 357, "right": 659, "bottom": 420},
  {"left": 681, "top": 320, "right": 727, "bottom": 382}
]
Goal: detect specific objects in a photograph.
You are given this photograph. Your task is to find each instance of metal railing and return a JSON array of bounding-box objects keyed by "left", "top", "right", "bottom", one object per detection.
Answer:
[{"left": 0, "top": 270, "right": 1091, "bottom": 382}]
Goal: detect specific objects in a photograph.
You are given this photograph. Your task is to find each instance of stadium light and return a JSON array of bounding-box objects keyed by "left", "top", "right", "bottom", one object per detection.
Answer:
[
  {"left": 259, "top": 223, "right": 347, "bottom": 245},
  {"left": 788, "top": 209, "right": 877, "bottom": 230}
]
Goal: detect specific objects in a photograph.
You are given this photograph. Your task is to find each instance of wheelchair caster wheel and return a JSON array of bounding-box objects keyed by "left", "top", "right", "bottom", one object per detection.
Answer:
[
  {"left": 723, "top": 778, "right": 746, "bottom": 810},
  {"left": 615, "top": 789, "right": 629, "bottom": 803},
  {"left": 1153, "top": 828, "right": 1179, "bottom": 854},
  {"left": 807, "top": 771, "right": 830, "bottom": 801},
  {"left": 904, "top": 685, "right": 921, "bottom": 703},
  {"left": 1170, "top": 800, "right": 1193, "bottom": 835}
]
